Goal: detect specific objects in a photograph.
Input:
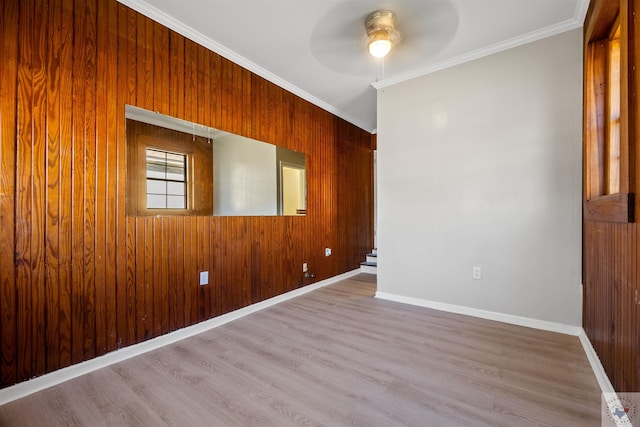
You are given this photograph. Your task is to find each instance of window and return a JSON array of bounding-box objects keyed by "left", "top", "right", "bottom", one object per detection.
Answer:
[
  {"left": 584, "top": 1, "right": 634, "bottom": 223},
  {"left": 127, "top": 119, "right": 213, "bottom": 216},
  {"left": 145, "top": 148, "right": 187, "bottom": 209},
  {"left": 606, "top": 22, "right": 621, "bottom": 195}
]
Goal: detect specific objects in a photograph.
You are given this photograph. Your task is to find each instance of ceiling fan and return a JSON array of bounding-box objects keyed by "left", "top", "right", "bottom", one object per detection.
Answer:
[{"left": 308, "top": 1, "right": 459, "bottom": 78}]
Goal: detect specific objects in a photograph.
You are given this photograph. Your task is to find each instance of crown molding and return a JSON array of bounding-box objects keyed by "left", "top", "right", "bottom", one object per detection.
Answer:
[
  {"left": 116, "top": 0, "right": 374, "bottom": 133},
  {"left": 574, "top": 0, "right": 590, "bottom": 25},
  {"left": 372, "top": 0, "right": 589, "bottom": 90},
  {"left": 117, "top": 0, "right": 588, "bottom": 131}
]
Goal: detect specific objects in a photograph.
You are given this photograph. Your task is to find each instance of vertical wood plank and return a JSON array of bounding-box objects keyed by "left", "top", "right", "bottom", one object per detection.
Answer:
[
  {"left": 220, "top": 58, "right": 231, "bottom": 133},
  {"left": 81, "top": 0, "right": 97, "bottom": 362},
  {"left": 94, "top": 0, "right": 109, "bottom": 357},
  {"left": 143, "top": 217, "right": 153, "bottom": 340},
  {"left": 220, "top": 216, "right": 229, "bottom": 312},
  {"left": 250, "top": 218, "right": 262, "bottom": 304},
  {"left": 152, "top": 218, "right": 161, "bottom": 337},
  {"left": 135, "top": 13, "right": 152, "bottom": 111},
  {"left": 177, "top": 217, "right": 186, "bottom": 329},
  {"left": 134, "top": 217, "right": 145, "bottom": 342},
  {"left": 197, "top": 44, "right": 210, "bottom": 126},
  {"left": 183, "top": 217, "right": 194, "bottom": 325},
  {"left": 125, "top": 217, "right": 136, "bottom": 345},
  {"left": 210, "top": 48, "right": 221, "bottom": 129},
  {"left": 30, "top": 0, "right": 48, "bottom": 379},
  {"left": 0, "top": 0, "right": 19, "bottom": 387},
  {"left": 58, "top": 0, "right": 74, "bottom": 369},
  {"left": 103, "top": 0, "right": 118, "bottom": 353},
  {"left": 168, "top": 217, "right": 184, "bottom": 331},
  {"left": 197, "top": 216, "right": 210, "bottom": 321},
  {"left": 189, "top": 217, "right": 199, "bottom": 324},
  {"left": 119, "top": 3, "right": 138, "bottom": 349},
  {"left": 184, "top": 39, "right": 197, "bottom": 124},
  {"left": 153, "top": 217, "right": 168, "bottom": 336},
  {"left": 239, "top": 217, "right": 249, "bottom": 307},
  {"left": 152, "top": 21, "right": 169, "bottom": 115},
  {"left": 168, "top": 30, "right": 184, "bottom": 121},
  {"left": 160, "top": 217, "right": 169, "bottom": 335},
  {"left": 211, "top": 217, "right": 220, "bottom": 317},
  {"left": 45, "top": 0, "right": 62, "bottom": 373},
  {"left": 167, "top": 32, "right": 185, "bottom": 332},
  {"left": 184, "top": 38, "right": 198, "bottom": 324},
  {"left": 16, "top": 0, "right": 35, "bottom": 382},
  {"left": 71, "top": 0, "right": 87, "bottom": 365}
]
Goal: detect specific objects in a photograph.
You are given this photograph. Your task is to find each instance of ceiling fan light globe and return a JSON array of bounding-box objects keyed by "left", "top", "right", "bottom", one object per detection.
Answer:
[{"left": 368, "top": 38, "right": 392, "bottom": 57}]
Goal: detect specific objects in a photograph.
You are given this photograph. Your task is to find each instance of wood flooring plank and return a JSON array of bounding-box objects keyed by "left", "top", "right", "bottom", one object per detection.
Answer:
[{"left": 0, "top": 275, "right": 602, "bottom": 426}]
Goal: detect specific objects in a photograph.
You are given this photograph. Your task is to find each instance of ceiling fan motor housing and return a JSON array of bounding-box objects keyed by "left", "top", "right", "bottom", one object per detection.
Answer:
[{"left": 365, "top": 10, "right": 400, "bottom": 47}]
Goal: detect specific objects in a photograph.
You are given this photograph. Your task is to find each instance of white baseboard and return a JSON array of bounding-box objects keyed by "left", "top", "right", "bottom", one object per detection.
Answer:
[
  {"left": 360, "top": 265, "right": 377, "bottom": 274},
  {"left": 578, "top": 329, "right": 615, "bottom": 394},
  {"left": 374, "top": 291, "right": 617, "bottom": 400},
  {"left": 3, "top": 274, "right": 618, "bottom": 415},
  {"left": 0, "top": 269, "right": 361, "bottom": 406},
  {"left": 374, "top": 291, "right": 582, "bottom": 336}
]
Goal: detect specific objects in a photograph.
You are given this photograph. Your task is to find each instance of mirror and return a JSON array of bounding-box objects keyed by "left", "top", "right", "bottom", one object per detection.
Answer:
[{"left": 125, "top": 105, "right": 306, "bottom": 216}]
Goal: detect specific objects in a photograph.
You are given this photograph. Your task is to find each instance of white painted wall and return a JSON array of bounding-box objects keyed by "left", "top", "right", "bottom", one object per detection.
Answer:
[
  {"left": 213, "top": 134, "right": 277, "bottom": 216},
  {"left": 376, "top": 29, "right": 583, "bottom": 326}
]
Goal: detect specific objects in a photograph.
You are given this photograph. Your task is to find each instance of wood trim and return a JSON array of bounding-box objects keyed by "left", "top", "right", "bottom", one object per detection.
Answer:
[
  {"left": 584, "top": 0, "right": 631, "bottom": 214},
  {"left": 126, "top": 120, "right": 214, "bottom": 216},
  {"left": 585, "top": 0, "right": 620, "bottom": 42},
  {"left": 629, "top": 0, "right": 639, "bottom": 199},
  {"left": 619, "top": 0, "right": 631, "bottom": 194},
  {"left": 583, "top": 0, "right": 640, "bottom": 393},
  {"left": 584, "top": 192, "right": 634, "bottom": 222},
  {"left": 584, "top": 40, "right": 608, "bottom": 198}
]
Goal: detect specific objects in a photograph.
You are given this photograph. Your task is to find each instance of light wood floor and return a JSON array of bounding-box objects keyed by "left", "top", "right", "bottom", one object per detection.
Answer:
[{"left": 0, "top": 274, "right": 602, "bottom": 426}]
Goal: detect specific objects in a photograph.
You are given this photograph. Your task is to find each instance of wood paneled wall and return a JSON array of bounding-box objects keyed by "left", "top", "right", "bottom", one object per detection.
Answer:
[
  {"left": 583, "top": 0, "right": 640, "bottom": 392},
  {"left": 0, "top": 0, "right": 373, "bottom": 388}
]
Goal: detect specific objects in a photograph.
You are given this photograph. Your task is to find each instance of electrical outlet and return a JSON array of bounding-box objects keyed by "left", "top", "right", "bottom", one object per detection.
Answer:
[
  {"left": 200, "top": 271, "right": 209, "bottom": 285},
  {"left": 325, "top": 248, "right": 332, "bottom": 256},
  {"left": 303, "top": 263, "right": 308, "bottom": 272},
  {"left": 472, "top": 267, "right": 482, "bottom": 280}
]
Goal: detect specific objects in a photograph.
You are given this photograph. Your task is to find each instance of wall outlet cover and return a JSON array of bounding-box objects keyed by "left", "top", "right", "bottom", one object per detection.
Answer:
[{"left": 200, "top": 271, "right": 209, "bottom": 285}]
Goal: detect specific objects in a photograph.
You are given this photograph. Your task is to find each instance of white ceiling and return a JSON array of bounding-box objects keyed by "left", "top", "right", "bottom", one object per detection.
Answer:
[{"left": 118, "top": 0, "right": 589, "bottom": 133}]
